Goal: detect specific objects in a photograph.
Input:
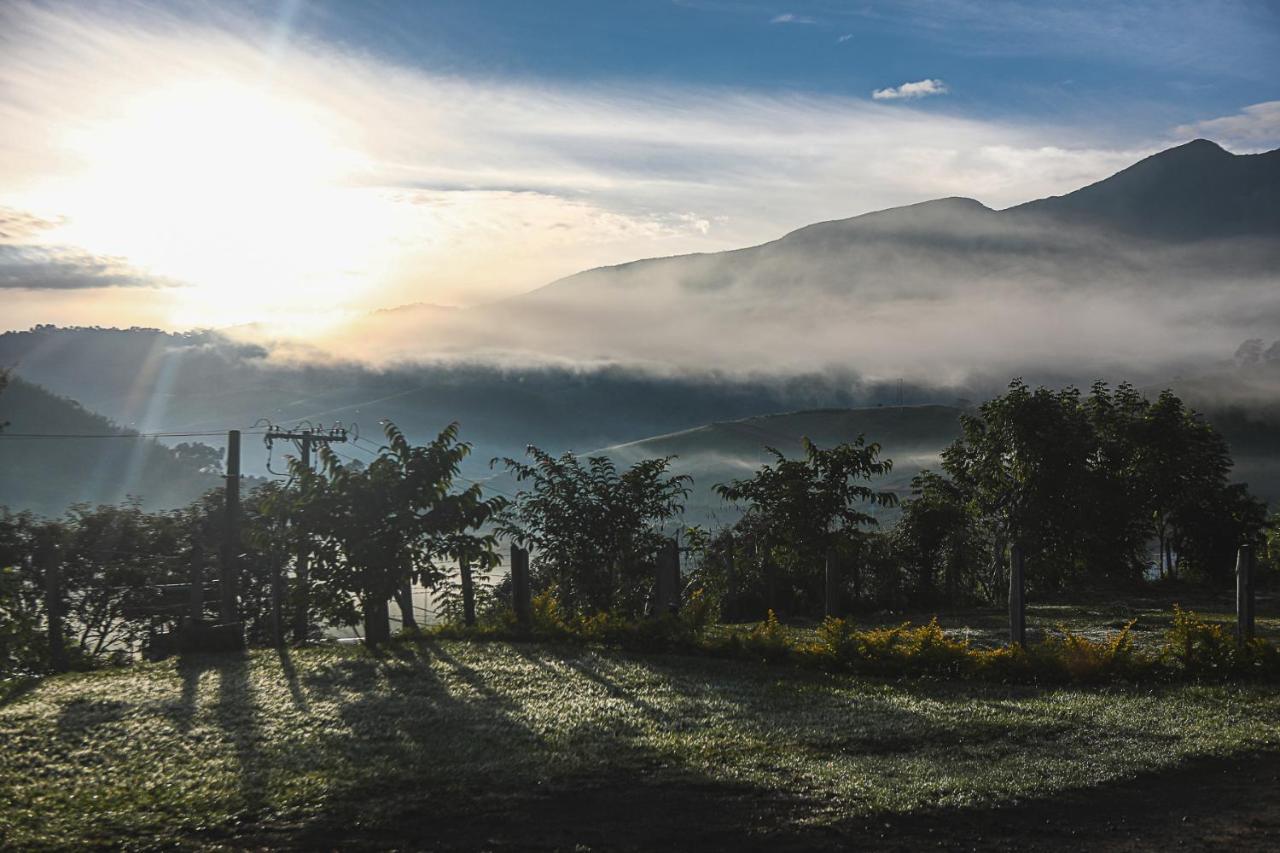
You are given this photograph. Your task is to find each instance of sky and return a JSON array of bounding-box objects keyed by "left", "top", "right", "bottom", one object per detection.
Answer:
[{"left": 1, "top": 0, "right": 1277, "bottom": 333}]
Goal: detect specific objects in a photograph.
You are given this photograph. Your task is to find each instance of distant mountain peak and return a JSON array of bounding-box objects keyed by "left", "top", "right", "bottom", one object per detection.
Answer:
[{"left": 1006, "top": 138, "right": 1279, "bottom": 240}]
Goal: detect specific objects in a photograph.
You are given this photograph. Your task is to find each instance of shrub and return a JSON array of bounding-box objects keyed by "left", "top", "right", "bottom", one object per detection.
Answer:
[
  {"left": 1038, "top": 621, "right": 1140, "bottom": 683},
  {"left": 1160, "top": 605, "right": 1280, "bottom": 679},
  {"left": 740, "top": 610, "right": 790, "bottom": 663}
]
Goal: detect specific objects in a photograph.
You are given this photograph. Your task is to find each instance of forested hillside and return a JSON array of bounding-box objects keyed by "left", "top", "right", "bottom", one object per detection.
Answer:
[{"left": 0, "top": 375, "right": 224, "bottom": 515}]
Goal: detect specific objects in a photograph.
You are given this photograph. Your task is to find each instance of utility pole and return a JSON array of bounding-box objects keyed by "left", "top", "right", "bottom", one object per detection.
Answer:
[{"left": 265, "top": 425, "right": 348, "bottom": 642}]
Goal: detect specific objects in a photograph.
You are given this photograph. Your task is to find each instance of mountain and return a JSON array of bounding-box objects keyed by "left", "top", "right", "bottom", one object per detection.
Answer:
[
  {"left": 0, "top": 375, "right": 225, "bottom": 516},
  {"left": 515, "top": 139, "right": 1280, "bottom": 305},
  {"left": 365, "top": 138, "right": 1277, "bottom": 377},
  {"left": 1009, "top": 140, "right": 1280, "bottom": 241},
  {"left": 3, "top": 140, "right": 1280, "bottom": 515}
]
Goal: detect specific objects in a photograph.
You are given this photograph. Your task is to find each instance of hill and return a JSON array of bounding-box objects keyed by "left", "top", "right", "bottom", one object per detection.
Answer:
[
  {"left": 581, "top": 405, "right": 965, "bottom": 526},
  {"left": 0, "top": 375, "right": 224, "bottom": 516}
]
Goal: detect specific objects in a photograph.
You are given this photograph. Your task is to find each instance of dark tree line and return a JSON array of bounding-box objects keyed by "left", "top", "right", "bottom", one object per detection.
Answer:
[{"left": 2, "top": 380, "right": 1277, "bottom": 676}]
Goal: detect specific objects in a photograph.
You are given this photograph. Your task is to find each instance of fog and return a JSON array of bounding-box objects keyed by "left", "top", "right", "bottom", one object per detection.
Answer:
[{"left": 296, "top": 199, "right": 1280, "bottom": 391}]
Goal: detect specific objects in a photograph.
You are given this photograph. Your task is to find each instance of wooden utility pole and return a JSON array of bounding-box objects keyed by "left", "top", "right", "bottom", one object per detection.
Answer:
[
  {"left": 1237, "top": 544, "right": 1256, "bottom": 643},
  {"left": 1009, "top": 543, "right": 1026, "bottom": 647},
  {"left": 264, "top": 426, "right": 348, "bottom": 642},
  {"left": 220, "top": 429, "right": 241, "bottom": 622},
  {"left": 510, "top": 545, "right": 532, "bottom": 630}
]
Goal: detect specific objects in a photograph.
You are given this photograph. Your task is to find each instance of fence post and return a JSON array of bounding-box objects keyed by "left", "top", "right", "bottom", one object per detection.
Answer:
[
  {"left": 654, "top": 539, "right": 680, "bottom": 616},
  {"left": 40, "top": 541, "right": 68, "bottom": 673},
  {"left": 824, "top": 548, "right": 842, "bottom": 620},
  {"left": 1237, "top": 544, "right": 1255, "bottom": 643},
  {"left": 511, "top": 545, "right": 532, "bottom": 630},
  {"left": 1009, "top": 543, "right": 1026, "bottom": 647},
  {"left": 723, "top": 533, "right": 737, "bottom": 623},
  {"left": 460, "top": 554, "right": 476, "bottom": 627},
  {"left": 220, "top": 429, "right": 241, "bottom": 622},
  {"left": 189, "top": 540, "right": 204, "bottom": 623}
]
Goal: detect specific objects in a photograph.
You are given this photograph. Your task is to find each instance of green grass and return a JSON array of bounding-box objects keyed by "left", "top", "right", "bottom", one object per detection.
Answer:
[{"left": 2, "top": 639, "right": 1280, "bottom": 850}]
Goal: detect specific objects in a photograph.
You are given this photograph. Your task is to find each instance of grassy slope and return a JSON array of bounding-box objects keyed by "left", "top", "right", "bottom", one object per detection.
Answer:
[{"left": 3, "top": 640, "right": 1280, "bottom": 850}]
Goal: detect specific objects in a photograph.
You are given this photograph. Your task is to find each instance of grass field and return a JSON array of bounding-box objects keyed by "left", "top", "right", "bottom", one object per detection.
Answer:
[{"left": 3, "top": 616, "right": 1280, "bottom": 850}]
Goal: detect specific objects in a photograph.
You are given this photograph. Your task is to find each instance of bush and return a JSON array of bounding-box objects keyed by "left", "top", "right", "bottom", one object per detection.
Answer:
[
  {"left": 1160, "top": 605, "right": 1280, "bottom": 679},
  {"left": 1037, "top": 621, "right": 1139, "bottom": 683},
  {"left": 416, "top": 600, "right": 1280, "bottom": 686}
]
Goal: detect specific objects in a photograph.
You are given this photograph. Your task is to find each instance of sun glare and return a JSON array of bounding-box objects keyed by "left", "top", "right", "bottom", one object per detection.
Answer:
[{"left": 33, "top": 78, "right": 395, "bottom": 329}]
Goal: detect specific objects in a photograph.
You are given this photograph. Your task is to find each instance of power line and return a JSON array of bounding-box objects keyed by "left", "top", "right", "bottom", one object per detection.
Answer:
[{"left": 0, "top": 430, "right": 269, "bottom": 440}]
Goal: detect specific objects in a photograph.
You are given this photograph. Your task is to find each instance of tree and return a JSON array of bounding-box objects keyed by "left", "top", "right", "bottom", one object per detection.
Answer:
[
  {"left": 496, "top": 448, "right": 691, "bottom": 616},
  {"left": 292, "top": 422, "right": 504, "bottom": 643},
  {"left": 0, "top": 509, "right": 47, "bottom": 675},
  {"left": 897, "top": 380, "right": 1265, "bottom": 600},
  {"left": 715, "top": 437, "right": 896, "bottom": 614},
  {"left": 893, "top": 471, "right": 978, "bottom": 603}
]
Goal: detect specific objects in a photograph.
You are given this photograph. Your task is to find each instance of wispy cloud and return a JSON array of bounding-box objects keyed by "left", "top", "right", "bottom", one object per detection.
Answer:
[
  {"left": 1175, "top": 101, "right": 1280, "bottom": 150},
  {"left": 872, "top": 79, "right": 950, "bottom": 101},
  {"left": 770, "top": 13, "right": 816, "bottom": 25},
  {"left": 0, "top": 3, "right": 1152, "bottom": 326},
  {"left": 0, "top": 243, "right": 171, "bottom": 290},
  {"left": 837, "top": 33, "right": 853, "bottom": 43}
]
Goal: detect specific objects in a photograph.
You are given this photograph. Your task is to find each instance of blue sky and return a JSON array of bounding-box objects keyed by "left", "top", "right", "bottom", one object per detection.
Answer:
[
  {"left": 1, "top": 0, "right": 1277, "bottom": 330},
  {"left": 291, "top": 0, "right": 1280, "bottom": 139}
]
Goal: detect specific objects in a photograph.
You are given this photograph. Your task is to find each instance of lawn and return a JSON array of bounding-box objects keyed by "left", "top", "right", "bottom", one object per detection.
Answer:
[{"left": 3, "top": 634, "right": 1280, "bottom": 850}]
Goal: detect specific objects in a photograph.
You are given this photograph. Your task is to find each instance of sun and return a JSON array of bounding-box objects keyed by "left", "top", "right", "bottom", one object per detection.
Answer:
[{"left": 34, "top": 78, "right": 396, "bottom": 329}]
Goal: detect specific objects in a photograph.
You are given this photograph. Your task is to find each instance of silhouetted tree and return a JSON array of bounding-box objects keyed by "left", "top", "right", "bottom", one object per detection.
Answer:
[
  {"left": 496, "top": 448, "right": 690, "bottom": 616},
  {"left": 716, "top": 437, "right": 896, "bottom": 614}
]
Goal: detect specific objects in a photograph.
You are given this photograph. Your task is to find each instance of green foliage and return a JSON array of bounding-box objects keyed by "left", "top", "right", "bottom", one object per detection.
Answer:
[
  {"left": 898, "top": 381, "right": 1265, "bottom": 602},
  {"left": 715, "top": 437, "right": 896, "bottom": 615},
  {"left": 496, "top": 446, "right": 690, "bottom": 616},
  {"left": 425, "top": 600, "right": 1280, "bottom": 686},
  {"left": 290, "top": 421, "right": 505, "bottom": 642},
  {"left": 1159, "top": 606, "right": 1280, "bottom": 678}
]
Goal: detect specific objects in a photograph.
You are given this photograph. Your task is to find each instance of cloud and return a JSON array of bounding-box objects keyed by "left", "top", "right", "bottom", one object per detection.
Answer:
[
  {"left": 0, "top": 2, "right": 1155, "bottom": 327},
  {"left": 0, "top": 208, "right": 62, "bottom": 241},
  {"left": 0, "top": 244, "right": 172, "bottom": 290},
  {"left": 770, "top": 13, "right": 817, "bottom": 24},
  {"left": 837, "top": 33, "right": 853, "bottom": 43},
  {"left": 872, "top": 79, "right": 950, "bottom": 101},
  {"left": 1175, "top": 101, "right": 1280, "bottom": 150}
]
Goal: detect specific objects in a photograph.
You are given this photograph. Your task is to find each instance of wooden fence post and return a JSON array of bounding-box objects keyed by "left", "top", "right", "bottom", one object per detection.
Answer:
[
  {"left": 654, "top": 540, "right": 680, "bottom": 616},
  {"left": 1237, "top": 544, "right": 1255, "bottom": 643},
  {"left": 511, "top": 545, "right": 532, "bottom": 630},
  {"left": 1009, "top": 543, "right": 1026, "bottom": 647},
  {"left": 219, "top": 429, "right": 241, "bottom": 622},
  {"left": 460, "top": 554, "right": 476, "bottom": 627},
  {"left": 189, "top": 540, "right": 204, "bottom": 623},
  {"left": 40, "top": 543, "right": 68, "bottom": 673},
  {"left": 824, "top": 548, "right": 842, "bottom": 620},
  {"left": 723, "top": 534, "right": 737, "bottom": 623}
]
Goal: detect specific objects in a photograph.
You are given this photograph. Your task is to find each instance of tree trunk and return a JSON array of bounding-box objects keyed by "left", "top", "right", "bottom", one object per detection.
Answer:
[{"left": 363, "top": 596, "right": 391, "bottom": 645}]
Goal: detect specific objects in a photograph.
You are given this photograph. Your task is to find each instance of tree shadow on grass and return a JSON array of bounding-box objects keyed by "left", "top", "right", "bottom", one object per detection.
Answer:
[
  {"left": 242, "top": 642, "right": 812, "bottom": 851},
  {"left": 211, "top": 653, "right": 270, "bottom": 817},
  {"left": 276, "top": 646, "right": 308, "bottom": 712}
]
